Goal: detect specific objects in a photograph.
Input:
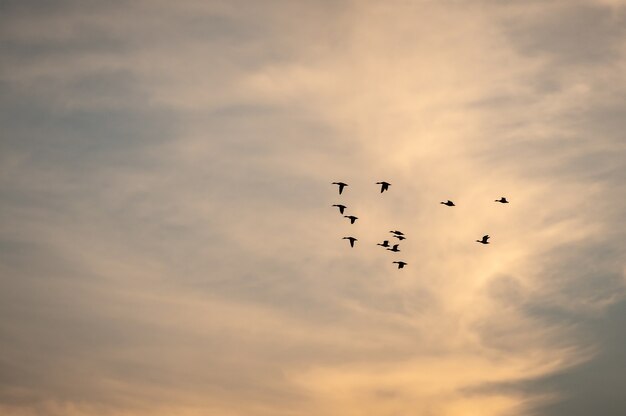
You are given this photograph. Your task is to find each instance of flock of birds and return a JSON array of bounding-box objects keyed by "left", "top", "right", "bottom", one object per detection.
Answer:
[{"left": 331, "top": 181, "right": 509, "bottom": 269}]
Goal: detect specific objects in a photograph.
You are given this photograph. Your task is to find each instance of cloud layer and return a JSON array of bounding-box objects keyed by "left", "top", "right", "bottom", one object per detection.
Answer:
[{"left": 1, "top": 1, "right": 625, "bottom": 415}]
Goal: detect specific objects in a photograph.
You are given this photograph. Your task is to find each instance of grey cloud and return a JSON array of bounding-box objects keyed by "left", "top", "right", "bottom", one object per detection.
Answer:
[
  {"left": 466, "top": 2, "right": 626, "bottom": 412},
  {"left": 468, "top": 298, "right": 626, "bottom": 416},
  {"left": 502, "top": 2, "right": 626, "bottom": 66},
  {"left": 522, "top": 300, "right": 626, "bottom": 416}
]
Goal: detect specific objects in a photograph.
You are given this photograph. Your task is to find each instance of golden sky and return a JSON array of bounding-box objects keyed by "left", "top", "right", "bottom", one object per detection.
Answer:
[{"left": 1, "top": 1, "right": 625, "bottom": 415}]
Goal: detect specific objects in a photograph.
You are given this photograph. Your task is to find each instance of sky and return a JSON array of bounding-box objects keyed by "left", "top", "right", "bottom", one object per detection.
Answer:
[{"left": 1, "top": 1, "right": 625, "bottom": 415}]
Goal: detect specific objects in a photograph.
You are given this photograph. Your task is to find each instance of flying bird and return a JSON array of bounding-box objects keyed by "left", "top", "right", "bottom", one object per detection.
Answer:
[
  {"left": 495, "top": 197, "right": 509, "bottom": 203},
  {"left": 376, "top": 181, "right": 391, "bottom": 193},
  {"left": 332, "top": 204, "right": 347, "bottom": 214},
  {"left": 441, "top": 200, "right": 455, "bottom": 206},
  {"left": 393, "top": 261, "right": 407, "bottom": 269},
  {"left": 344, "top": 215, "right": 358, "bottom": 224},
  {"left": 393, "top": 234, "right": 406, "bottom": 241},
  {"left": 387, "top": 244, "right": 400, "bottom": 252},
  {"left": 476, "top": 235, "right": 490, "bottom": 244},
  {"left": 389, "top": 230, "right": 404, "bottom": 236},
  {"left": 343, "top": 237, "right": 357, "bottom": 247},
  {"left": 332, "top": 182, "right": 348, "bottom": 195},
  {"left": 377, "top": 240, "right": 390, "bottom": 247}
]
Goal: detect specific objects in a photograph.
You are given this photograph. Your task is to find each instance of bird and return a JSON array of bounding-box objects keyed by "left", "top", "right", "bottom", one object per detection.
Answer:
[
  {"left": 387, "top": 244, "right": 400, "bottom": 252},
  {"left": 377, "top": 240, "right": 390, "bottom": 247},
  {"left": 476, "top": 235, "right": 490, "bottom": 244},
  {"left": 332, "top": 182, "right": 348, "bottom": 194},
  {"left": 344, "top": 215, "right": 358, "bottom": 224},
  {"left": 441, "top": 200, "right": 455, "bottom": 206},
  {"left": 343, "top": 237, "right": 357, "bottom": 247},
  {"left": 332, "top": 204, "right": 347, "bottom": 214},
  {"left": 376, "top": 181, "right": 391, "bottom": 193},
  {"left": 393, "top": 234, "right": 406, "bottom": 241},
  {"left": 495, "top": 197, "right": 509, "bottom": 203},
  {"left": 393, "top": 261, "right": 407, "bottom": 269},
  {"left": 389, "top": 230, "right": 404, "bottom": 235}
]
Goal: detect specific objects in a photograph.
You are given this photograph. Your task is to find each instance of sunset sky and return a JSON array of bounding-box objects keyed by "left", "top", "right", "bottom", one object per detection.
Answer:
[{"left": 1, "top": 1, "right": 625, "bottom": 415}]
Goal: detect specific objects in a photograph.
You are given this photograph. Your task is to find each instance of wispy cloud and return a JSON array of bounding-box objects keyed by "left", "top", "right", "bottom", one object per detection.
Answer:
[{"left": 1, "top": 1, "right": 624, "bottom": 415}]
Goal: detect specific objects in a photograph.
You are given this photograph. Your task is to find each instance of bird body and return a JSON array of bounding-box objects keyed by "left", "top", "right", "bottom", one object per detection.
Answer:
[
  {"left": 393, "top": 235, "right": 406, "bottom": 241},
  {"left": 441, "top": 200, "right": 455, "bottom": 206},
  {"left": 332, "top": 182, "right": 348, "bottom": 194},
  {"left": 377, "top": 240, "right": 390, "bottom": 247},
  {"left": 376, "top": 181, "right": 391, "bottom": 193},
  {"left": 343, "top": 237, "right": 357, "bottom": 247},
  {"left": 495, "top": 197, "right": 509, "bottom": 203},
  {"left": 476, "top": 235, "right": 490, "bottom": 244},
  {"left": 344, "top": 215, "right": 358, "bottom": 224},
  {"left": 390, "top": 230, "right": 404, "bottom": 236},
  {"left": 332, "top": 204, "right": 347, "bottom": 214},
  {"left": 393, "top": 261, "right": 407, "bottom": 269},
  {"left": 387, "top": 244, "right": 400, "bottom": 252}
]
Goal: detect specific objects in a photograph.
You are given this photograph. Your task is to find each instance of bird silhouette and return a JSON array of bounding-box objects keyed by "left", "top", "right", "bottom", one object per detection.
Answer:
[
  {"left": 344, "top": 215, "right": 358, "bottom": 224},
  {"left": 377, "top": 240, "right": 390, "bottom": 247},
  {"left": 389, "top": 230, "right": 404, "bottom": 236},
  {"left": 332, "top": 204, "right": 347, "bottom": 214},
  {"left": 387, "top": 244, "right": 400, "bottom": 252},
  {"left": 393, "top": 261, "right": 407, "bottom": 269},
  {"left": 343, "top": 237, "right": 357, "bottom": 247},
  {"left": 441, "top": 200, "right": 455, "bottom": 206},
  {"left": 495, "top": 197, "right": 509, "bottom": 203},
  {"left": 393, "top": 234, "right": 406, "bottom": 241},
  {"left": 476, "top": 235, "right": 490, "bottom": 244},
  {"left": 376, "top": 181, "right": 391, "bottom": 193},
  {"left": 332, "top": 182, "right": 348, "bottom": 194}
]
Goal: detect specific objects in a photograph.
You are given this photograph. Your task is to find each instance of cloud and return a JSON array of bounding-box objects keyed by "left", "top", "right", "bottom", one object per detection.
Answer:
[{"left": 0, "top": 1, "right": 625, "bottom": 415}]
